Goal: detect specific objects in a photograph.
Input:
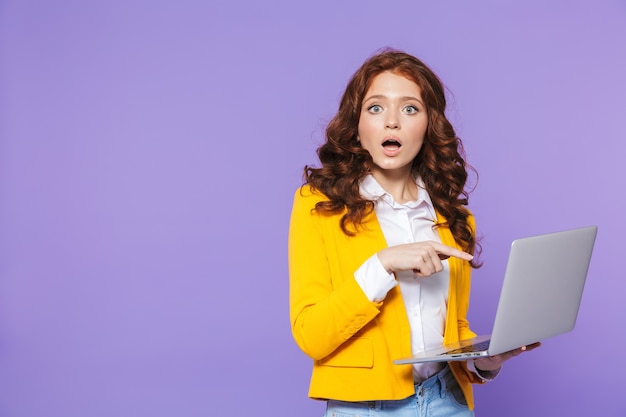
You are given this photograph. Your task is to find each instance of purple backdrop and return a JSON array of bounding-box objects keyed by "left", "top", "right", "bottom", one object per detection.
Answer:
[{"left": 1, "top": 1, "right": 625, "bottom": 416}]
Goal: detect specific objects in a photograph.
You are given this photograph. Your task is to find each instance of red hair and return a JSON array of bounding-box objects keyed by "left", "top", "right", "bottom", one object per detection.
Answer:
[{"left": 304, "top": 48, "right": 481, "bottom": 266}]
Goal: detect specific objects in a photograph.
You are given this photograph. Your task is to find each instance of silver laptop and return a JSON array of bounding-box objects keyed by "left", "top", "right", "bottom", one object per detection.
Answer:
[{"left": 394, "top": 225, "right": 598, "bottom": 365}]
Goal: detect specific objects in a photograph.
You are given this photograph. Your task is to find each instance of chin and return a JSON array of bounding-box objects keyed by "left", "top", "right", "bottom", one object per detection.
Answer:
[{"left": 375, "top": 163, "right": 413, "bottom": 174}]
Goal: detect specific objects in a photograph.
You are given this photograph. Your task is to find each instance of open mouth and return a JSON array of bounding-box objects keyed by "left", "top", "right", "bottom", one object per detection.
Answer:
[{"left": 383, "top": 139, "right": 401, "bottom": 148}]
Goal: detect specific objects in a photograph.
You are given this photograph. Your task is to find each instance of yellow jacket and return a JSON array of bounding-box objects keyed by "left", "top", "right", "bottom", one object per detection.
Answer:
[{"left": 288, "top": 186, "right": 484, "bottom": 409}]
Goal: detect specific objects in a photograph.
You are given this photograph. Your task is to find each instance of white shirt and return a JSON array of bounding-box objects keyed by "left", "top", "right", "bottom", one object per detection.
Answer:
[{"left": 354, "top": 174, "right": 447, "bottom": 382}]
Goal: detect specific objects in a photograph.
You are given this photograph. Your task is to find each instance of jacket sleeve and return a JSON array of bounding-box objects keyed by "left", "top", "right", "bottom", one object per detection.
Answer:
[{"left": 288, "top": 189, "right": 382, "bottom": 361}]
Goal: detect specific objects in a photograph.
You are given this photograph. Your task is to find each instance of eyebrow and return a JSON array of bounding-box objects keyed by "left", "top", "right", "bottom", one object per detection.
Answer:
[{"left": 363, "top": 94, "right": 424, "bottom": 105}]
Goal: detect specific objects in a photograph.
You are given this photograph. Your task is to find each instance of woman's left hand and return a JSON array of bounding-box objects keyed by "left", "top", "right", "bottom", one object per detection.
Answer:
[{"left": 473, "top": 342, "right": 542, "bottom": 372}]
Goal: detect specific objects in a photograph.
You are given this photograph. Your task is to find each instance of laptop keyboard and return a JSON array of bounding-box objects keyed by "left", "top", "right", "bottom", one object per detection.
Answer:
[{"left": 439, "top": 339, "right": 491, "bottom": 356}]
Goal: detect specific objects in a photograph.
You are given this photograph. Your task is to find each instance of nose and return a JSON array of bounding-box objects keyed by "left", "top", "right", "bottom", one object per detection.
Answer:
[{"left": 385, "top": 116, "right": 399, "bottom": 129}]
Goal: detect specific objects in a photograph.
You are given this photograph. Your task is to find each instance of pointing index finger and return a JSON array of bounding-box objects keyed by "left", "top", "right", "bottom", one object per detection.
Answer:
[{"left": 431, "top": 241, "right": 474, "bottom": 261}]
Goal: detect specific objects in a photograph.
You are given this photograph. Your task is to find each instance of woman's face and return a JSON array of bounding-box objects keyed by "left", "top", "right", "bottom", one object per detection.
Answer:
[{"left": 357, "top": 71, "right": 428, "bottom": 179}]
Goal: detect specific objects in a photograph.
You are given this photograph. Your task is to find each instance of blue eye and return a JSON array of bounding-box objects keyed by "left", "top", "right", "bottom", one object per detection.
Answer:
[
  {"left": 403, "top": 105, "right": 419, "bottom": 114},
  {"left": 368, "top": 105, "right": 383, "bottom": 113}
]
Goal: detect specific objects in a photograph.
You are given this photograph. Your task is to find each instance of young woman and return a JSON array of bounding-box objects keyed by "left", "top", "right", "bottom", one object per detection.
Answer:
[{"left": 289, "top": 49, "right": 536, "bottom": 416}]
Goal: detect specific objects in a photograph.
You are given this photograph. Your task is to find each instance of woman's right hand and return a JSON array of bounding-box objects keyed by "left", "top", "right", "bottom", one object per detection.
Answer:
[{"left": 377, "top": 241, "right": 473, "bottom": 278}]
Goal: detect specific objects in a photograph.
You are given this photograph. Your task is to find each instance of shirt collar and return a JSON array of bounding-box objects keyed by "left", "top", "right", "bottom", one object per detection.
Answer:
[{"left": 359, "top": 174, "right": 435, "bottom": 212}]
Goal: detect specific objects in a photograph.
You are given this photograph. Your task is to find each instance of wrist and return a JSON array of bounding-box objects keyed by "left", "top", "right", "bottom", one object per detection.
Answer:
[
  {"left": 473, "top": 361, "right": 501, "bottom": 379},
  {"left": 376, "top": 250, "right": 393, "bottom": 274}
]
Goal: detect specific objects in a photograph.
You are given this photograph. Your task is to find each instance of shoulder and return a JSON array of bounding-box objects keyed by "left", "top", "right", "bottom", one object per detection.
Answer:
[
  {"left": 292, "top": 184, "right": 330, "bottom": 206},
  {"left": 289, "top": 185, "right": 338, "bottom": 236},
  {"left": 436, "top": 209, "right": 476, "bottom": 227},
  {"left": 290, "top": 185, "right": 349, "bottom": 228}
]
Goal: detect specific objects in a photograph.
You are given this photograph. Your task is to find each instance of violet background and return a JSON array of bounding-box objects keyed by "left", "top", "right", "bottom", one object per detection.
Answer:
[{"left": 1, "top": 1, "right": 625, "bottom": 416}]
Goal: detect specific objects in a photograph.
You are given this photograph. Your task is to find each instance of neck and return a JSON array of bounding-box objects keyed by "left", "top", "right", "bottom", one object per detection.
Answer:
[{"left": 371, "top": 170, "right": 417, "bottom": 204}]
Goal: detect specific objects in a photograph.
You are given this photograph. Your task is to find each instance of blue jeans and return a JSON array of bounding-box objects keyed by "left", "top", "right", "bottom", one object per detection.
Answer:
[{"left": 323, "top": 365, "right": 474, "bottom": 417}]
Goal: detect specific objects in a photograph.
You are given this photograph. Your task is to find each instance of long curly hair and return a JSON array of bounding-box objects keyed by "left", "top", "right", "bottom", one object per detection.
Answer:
[{"left": 304, "top": 48, "right": 481, "bottom": 266}]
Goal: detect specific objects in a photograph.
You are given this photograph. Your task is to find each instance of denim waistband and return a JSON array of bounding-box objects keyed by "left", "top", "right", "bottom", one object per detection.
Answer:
[
  {"left": 348, "top": 365, "right": 455, "bottom": 410},
  {"left": 414, "top": 364, "right": 456, "bottom": 399}
]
